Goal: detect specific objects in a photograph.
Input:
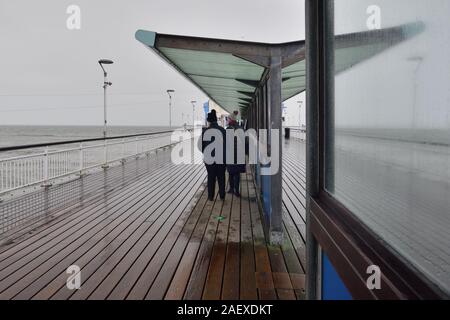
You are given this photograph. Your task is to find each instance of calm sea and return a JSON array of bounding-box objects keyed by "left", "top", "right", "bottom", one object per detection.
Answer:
[
  {"left": 0, "top": 125, "right": 172, "bottom": 147},
  {"left": 0, "top": 125, "right": 173, "bottom": 158}
]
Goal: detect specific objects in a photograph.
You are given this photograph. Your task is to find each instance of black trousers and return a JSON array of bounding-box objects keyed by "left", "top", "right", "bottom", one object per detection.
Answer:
[
  {"left": 228, "top": 172, "right": 240, "bottom": 193},
  {"left": 205, "top": 164, "right": 226, "bottom": 199}
]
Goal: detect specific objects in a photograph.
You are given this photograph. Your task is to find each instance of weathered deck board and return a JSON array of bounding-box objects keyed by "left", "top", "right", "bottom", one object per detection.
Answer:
[{"left": 0, "top": 138, "right": 307, "bottom": 300}]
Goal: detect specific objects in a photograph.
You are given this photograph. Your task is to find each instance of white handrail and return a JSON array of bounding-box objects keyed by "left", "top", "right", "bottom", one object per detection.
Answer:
[
  {"left": 0, "top": 129, "right": 192, "bottom": 195},
  {"left": 285, "top": 126, "right": 306, "bottom": 141}
]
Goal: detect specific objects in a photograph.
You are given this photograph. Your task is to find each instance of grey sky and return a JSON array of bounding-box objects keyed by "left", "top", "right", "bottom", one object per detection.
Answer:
[{"left": 0, "top": 0, "right": 305, "bottom": 126}]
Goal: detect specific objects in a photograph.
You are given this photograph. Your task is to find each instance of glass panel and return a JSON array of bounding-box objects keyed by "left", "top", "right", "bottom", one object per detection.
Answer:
[
  {"left": 158, "top": 47, "right": 307, "bottom": 111},
  {"left": 158, "top": 47, "right": 264, "bottom": 112},
  {"left": 329, "top": 0, "right": 450, "bottom": 294},
  {"left": 282, "top": 60, "right": 306, "bottom": 100}
]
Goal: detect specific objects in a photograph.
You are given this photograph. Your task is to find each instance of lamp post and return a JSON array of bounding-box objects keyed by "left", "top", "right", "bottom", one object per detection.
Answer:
[
  {"left": 407, "top": 56, "right": 423, "bottom": 131},
  {"left": 98, "top": 59, "right": 114, "bottom": 138},
  {"left": 297, "top": 100, "right": 303, "bottom": 127},
  {"left": 167, "top": 89, "right": 175, "bottom": 129},
  {"left": 191, "top": 100, "right": 197, "bottom": 128}
]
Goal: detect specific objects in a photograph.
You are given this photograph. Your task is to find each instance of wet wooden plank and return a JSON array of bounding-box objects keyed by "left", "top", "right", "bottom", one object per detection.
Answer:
[
  {"left": 239, "top": 174, "right": 257, "bottom": 300},
  {"left": 202, "top": 192, "right": 233, "bottom": 300},
  {"left": 0, "top": 137, "right": 308, "bottom": 301},
  {"left": 221, "top": 191, "right": 241, "bottom": 300},
  {"left": 268, "top": 246, "right": 296, "bottom": 300},
  {"left": 83, "top": 166, "right": 205, "bottom": 300},
  {"left": 23, "top": 164, "right": 190, "bottom": 300},
  {"left": 124, "top": 172, "right": 207, "bottom": 300},
  {"left": 145, "top": 186, "right": 209, "bottom": 300},
  {"left": 164, "top": 188, "right": 218, "bottom": 300},
  {"left": 1, "top": 164, "right": 190, "bottom": 299},
  {"left": 183, "top": 191, "right": 224, "bottom": 300},
  {"left": 16, "top": 164, "right": 203, "bottom": 300},
  {"left": 247, "top": 174, "right": 277, "bottom": 300},
  {"left": 0, "top": 160, "right": 177, "bottom": 271},
  {"left": 0, "top": 149, "right": 173, "bottom": 250}
]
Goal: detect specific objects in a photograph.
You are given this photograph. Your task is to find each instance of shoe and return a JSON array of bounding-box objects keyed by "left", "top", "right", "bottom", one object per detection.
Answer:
[
  {"left": 227, "top": 189, "right": 234, "bottom": 194},
  {"left": 234, "top": 192, "right": 241, "bottom": 198},
  {"left": 208, "top": 197, "right": 214, "bottom": 201},
  {"left": 220, "top": 195, "right": 225, "bottom": 200}
]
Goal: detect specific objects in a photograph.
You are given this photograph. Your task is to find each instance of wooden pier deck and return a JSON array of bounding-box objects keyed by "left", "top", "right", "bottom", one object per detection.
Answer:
[{"left": 0, "top": 139, "right": 306, "bottom": 300}]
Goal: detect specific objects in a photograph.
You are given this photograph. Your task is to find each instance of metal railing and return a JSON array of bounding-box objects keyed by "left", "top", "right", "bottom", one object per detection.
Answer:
[
  {"left": 0, "top": 128, "right": 192, "bottom": 196},
  {"left": 286, "top": 126, "right": 306, "bottom": 141}
]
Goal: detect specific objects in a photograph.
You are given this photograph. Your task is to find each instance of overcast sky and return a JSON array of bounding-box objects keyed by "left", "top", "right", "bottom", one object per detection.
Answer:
[{"left": 0, "top": 0, "right": 306, "bottom": 126}]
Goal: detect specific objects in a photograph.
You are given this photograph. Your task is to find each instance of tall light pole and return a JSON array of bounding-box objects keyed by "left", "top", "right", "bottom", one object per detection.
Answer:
[
  {"left": 167, "top": 89, "right": 175, "bottom": 128},
  {"left": 191, "top": 100, "right": 197, "bottom": 128},
  {"left": 407, "top": 56, "right": 423, "bottom": 131},
  {"left": 297, "top": 100, "right": 304, "bottom": 127},
  {"left": 98, "top": 60, "right": 114, "bottom": 138}
]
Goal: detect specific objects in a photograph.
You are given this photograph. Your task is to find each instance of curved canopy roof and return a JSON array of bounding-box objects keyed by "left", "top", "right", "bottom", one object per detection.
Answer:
[{"left": 135, "top": 22, "right": 423, "bottom": 114}]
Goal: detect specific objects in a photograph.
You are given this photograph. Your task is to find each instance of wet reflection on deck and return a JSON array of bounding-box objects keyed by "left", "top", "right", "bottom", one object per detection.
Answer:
[{"left": 0, "top": 141, "right": 307, "bottom": 300}]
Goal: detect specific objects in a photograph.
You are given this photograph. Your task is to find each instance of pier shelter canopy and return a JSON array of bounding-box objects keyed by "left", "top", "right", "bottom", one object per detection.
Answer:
[{"left": 135, "top": 22, "right": 423, "bottom": 243}]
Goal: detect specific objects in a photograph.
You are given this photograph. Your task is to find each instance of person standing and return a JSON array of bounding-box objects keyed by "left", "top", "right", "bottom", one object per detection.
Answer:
[
  {"left": 200, "top": 110, "right": 227, "bottom": 201},
  {"left": 226, "top": 118, "right": 246, "bottom": 197}
]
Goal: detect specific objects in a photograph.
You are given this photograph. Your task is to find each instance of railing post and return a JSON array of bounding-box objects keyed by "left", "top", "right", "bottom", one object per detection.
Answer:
[
  {"left": 135, "top": 137, "right": 139, "bottom": 159},
  {"left": 0, "top": 162, "right": 3, "bottom": 201},
  {"left": 0, "top": 129, "right": 176, "bottom": 198},
  {"left": 41, "top": 146, "right": 52, "bottom": 187},
  {"left": 121, "top": 138, "right": 126, "bottom": 164},
  {"left": 0, "top": 162, "right": 3, "bottom": 198},
  {"left": 102, "top": 139, "right": 109, "bottom": 169},
  {"left": 78, "top": 143, "right": 84, "bottom": 176}
]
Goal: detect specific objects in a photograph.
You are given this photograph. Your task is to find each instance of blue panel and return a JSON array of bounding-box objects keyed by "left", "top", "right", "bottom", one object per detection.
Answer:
[
  {"left": 135, "top": 30, "right": 156, "bottom": 47},
  {"left": 322, "top": 252, "right": 352, "bottom": 300},
  {"left": 255, "top": 163, "right": 260, "bottom": 187},
  {"left": 203, "top": 101, "right": 209, "bottom": 114}
]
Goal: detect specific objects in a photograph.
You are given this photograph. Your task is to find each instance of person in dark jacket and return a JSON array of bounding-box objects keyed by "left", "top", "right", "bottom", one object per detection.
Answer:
[
  {"left": 226, "top": 118, "right": 246, "bottom": 197},
  {"left": 200, "top": 110, "right": 227, "bottom": 201}
]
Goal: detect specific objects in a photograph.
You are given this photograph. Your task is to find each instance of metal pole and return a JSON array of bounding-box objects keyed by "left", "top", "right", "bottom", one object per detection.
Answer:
[
  {"left": 42, "top": 146, "right": 52, "bottom": 187},
  {"left": 167, "top": 90, "right": 175, "bottom": 129},
  {"left": 102, "top": 139, "right": 108, "bottom": 169},
  {"left": 169, "top": 95, "right": 172, "bottom": 128},
  {"left": 99, "top": 59, "right": 113, "bottom": 138},
  {"left": 305, "top": 0, "right": 335, "bottom": 300},
  {"left": 191, "top": 101, "right": 196, "bottom": 128},
  {"left": 298, "top": 101, "right": 303, "bottom": 127},
  {"left": 103, "top": 72, "right": 107, "bottom": 139},
  {"left": 79, "top": 143, "right": 83, "bottom": 176},
  {"left": 305, "top": 0, "right": 320, "bottom": 301},
  {"left": 102, "top": 74, "right": 109, "bottom": 169}
]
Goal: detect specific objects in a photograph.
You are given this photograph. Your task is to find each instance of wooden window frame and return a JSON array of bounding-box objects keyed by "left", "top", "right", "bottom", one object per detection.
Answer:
[{"left": 305, "top": 0, "right": 447, "bottom": 300}]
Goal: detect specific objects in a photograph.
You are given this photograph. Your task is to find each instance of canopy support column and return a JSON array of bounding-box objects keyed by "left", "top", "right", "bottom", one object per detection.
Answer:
[{"left": 268, "top": 53, "right": 283, "bottom": 245}]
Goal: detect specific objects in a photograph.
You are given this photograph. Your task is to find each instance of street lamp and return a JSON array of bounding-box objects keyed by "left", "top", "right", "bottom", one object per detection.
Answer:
[
  {"left": 407, "top": 56, "right": 423, "bottom": 131},
  {"left": 98, "top": 59, "right": 114, "bottom": 138},
  {"left": 167, "top": 89, "right": 175, "bottom": 128},
  {"left": 191, "top": 100, "right": 197, "bottom": 128},
  {"left": 297, "top": 100, "right": 303, "bottom": 127}
]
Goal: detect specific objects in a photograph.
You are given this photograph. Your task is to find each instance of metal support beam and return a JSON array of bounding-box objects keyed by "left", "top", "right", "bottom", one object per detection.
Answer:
[
  {"left": 268, "top": 53, "right": 283, "bottom": 245},
  {"left": 235, "top": 79, "right": 260, "bottom": 88},
  {"left": 239, "top": 97, "right": 253, "bottom": 103},
  {"left": 305, "top": 0, "right": 335, "bottom": 300},
  {"left": 155, "top": 33, "right": 275, "bottom": 57},
  {"left": 237, "top": 91, "right": 255, "bottom": 98},
  {"left": 233, "top": 54, "right": 271, "bottom": 68},
  {"left": 305, "top": 0, "right": 320, "bottom": 300}
]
